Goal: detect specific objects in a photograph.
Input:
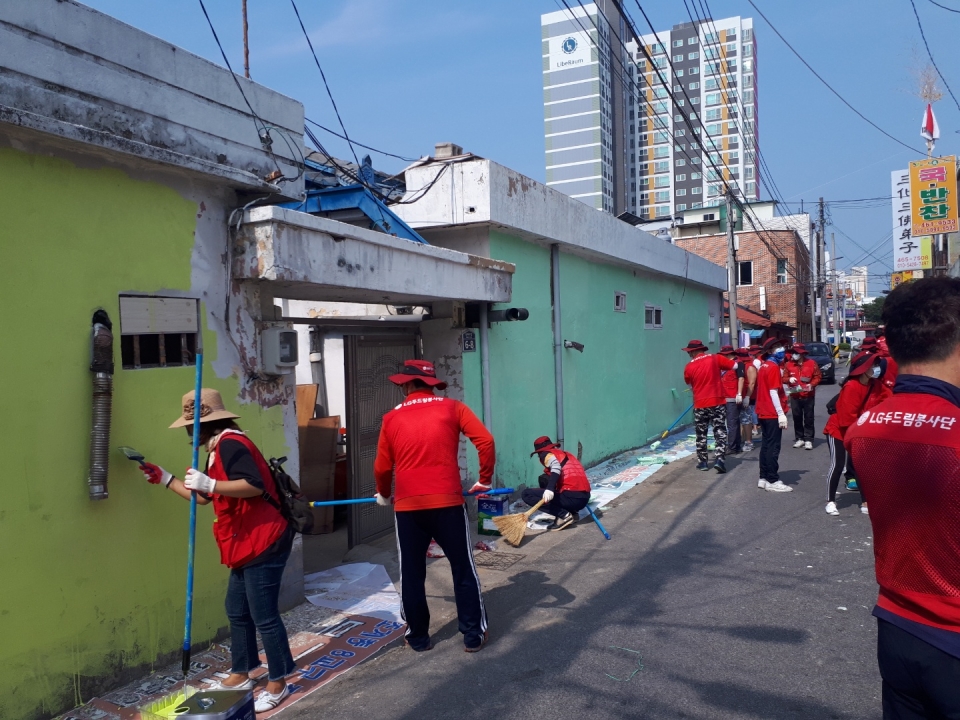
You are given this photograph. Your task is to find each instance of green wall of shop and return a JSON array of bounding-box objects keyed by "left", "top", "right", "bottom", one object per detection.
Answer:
[
  {"left": 0, "top": 147, "right": 286, "bottom": 719},
  {"left": 463, "top": 229, "right": 716, "bottom": 487}
]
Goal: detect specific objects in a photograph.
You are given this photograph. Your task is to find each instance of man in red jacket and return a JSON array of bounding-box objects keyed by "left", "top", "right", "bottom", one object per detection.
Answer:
[
  {"left": 373, "top": 360, "right": 495, "bottom": 653},
  {"left": 718, "top": 345, "right": 745, "bottom": 454},
  {"left": 784, "top": 343, "right": 822, "bottom": 450},
  {"left": 523, "top": 436, "right": 592, "bottom": 531},
  {"left": 756, "top": 337, "right": 792, "bottom": 492},
  {"left": 846, "top": 277, "right": 960, "bottom": 717},
  {"left": 682, "top": 339, "right": 735, "bottom": 473}
]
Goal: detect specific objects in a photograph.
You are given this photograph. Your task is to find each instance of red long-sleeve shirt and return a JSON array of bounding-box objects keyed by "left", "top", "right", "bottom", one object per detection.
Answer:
[
  {"left": 684, "top": 353, "right": 736, "bottom": 408},
  {"left": 784, "top": 357, "right": 822, "bottom": 399},
  {"left": 824, "top": 378, "right": 872, "bottom": 440},
  {"left": 373, "top": 390, "right": 495, "bottom": 512}
]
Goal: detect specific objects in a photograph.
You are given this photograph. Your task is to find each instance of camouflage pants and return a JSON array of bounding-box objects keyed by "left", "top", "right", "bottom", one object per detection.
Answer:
[{"left": 693, "top": 405, "right": 727, "bottom": 463}]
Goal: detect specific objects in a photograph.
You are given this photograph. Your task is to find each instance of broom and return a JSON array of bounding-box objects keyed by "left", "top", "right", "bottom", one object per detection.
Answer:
[{"left": 493, "top": 499, "right": 544, "bottom": 547}]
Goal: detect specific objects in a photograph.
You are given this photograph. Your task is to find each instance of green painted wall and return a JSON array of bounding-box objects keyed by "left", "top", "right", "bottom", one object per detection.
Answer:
[
  {"left": 0, "top": 147, "right": 286, "bottom": 719},
  {"left": 464, "top": 229, "right": 715, "bottom": 484}
]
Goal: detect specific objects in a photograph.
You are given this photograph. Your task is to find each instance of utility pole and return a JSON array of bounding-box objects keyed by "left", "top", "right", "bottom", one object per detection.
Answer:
[
  {"left": 841, "top": 284, "right": 847, "bottom": 344},
  {"left": 808, "top": 219, "right": 816, "bottom": 343},
  {"left": 831, "top": 232, "right": 839, "bottom": 347},
  {"left": 818, "top": 198, "right": 828, "bottom": 343},
  {"left": 726, "top": 191, "right": 739, "bottom": 348},
  {"left": 242, "top": 0, "right": 251, "bottom": 79}
]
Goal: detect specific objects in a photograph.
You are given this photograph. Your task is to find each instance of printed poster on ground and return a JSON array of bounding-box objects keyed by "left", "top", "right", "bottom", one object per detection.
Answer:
[{"left": 910, "top": 155, "right": 959, "bottom": 237}]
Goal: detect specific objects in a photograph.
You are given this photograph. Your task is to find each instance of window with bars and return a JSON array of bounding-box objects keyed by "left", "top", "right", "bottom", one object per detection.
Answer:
[{"left": 119, "top": 295, "right": 199, "bottom": 370}]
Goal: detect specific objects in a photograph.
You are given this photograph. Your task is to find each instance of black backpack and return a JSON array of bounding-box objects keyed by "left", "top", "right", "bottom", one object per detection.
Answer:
[
  {"left": 826, "top": 392, "right": 840, "bottom": 415},
  {"left": 263, "top": 456, "right": 316, "bottom": 534}
]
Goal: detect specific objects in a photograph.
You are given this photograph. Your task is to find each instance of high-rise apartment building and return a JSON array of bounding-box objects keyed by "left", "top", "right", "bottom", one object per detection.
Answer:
[{"left": 541, "top": 8, "right": 759, "bottom": 220}]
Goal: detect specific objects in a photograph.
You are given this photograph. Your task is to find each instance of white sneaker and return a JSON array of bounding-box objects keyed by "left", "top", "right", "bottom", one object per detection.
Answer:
[
  {"left": 793, "top": 440, "right": 804, "bottom": 448},
  {"left": 804, "top": 441, "right": 813, "bottom": 450},
  {"left": 860, "top": 504, "right": 869, "bottom": 515},
  {"left": 742, "top": 442, "right": 754, "bottom": 452},
  {"left": 825, "top": 502, "right": 839, "bottom": 516},
  {"left": 757, "top": 479, "right": 769, "bottom": 489},
  {"left": 254, "top": 685, "right": 291, "bottom": 713},
  {"left": 209, "top": 677, "right": 255, "bottom": 691},
  {"left": 766, "top": 480, "right": 793, "bottom": 493}
]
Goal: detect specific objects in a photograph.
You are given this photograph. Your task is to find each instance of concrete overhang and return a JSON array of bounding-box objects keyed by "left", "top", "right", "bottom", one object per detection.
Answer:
[
  {"left": 235, "top": 206, "right": 514, "bottom": 305},
  {"left": 394, "top": 158, "right": 728, "bottom": 292},
  {"left": 0, "top": 0, "right": 304, "bottom": 199}
]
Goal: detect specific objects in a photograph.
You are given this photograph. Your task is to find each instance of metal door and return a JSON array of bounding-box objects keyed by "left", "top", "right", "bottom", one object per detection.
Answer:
[{"left": 344, "top": 334, "right": 419, "bottom": 547}]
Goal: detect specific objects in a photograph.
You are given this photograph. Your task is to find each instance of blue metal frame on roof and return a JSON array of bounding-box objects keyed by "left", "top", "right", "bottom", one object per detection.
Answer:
[{"left": 280, "top": 184, "right": 428, "bottom": 246}]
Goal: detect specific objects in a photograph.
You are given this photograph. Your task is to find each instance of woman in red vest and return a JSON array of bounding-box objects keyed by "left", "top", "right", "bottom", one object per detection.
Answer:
[
  {"left": 522, "top": 436, "right": 592, "bottom": 531},
  {"left": 140, "top": 389, "right": 294, "bottom": 713}
]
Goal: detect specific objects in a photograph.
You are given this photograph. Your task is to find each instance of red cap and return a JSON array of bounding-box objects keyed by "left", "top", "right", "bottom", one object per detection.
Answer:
[{"left": 388, "top": 359, "right": 447, "bottom": 390}]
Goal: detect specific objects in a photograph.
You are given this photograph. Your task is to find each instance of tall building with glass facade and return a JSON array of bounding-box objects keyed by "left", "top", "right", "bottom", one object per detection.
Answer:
[{"left": 541, "top": 8, "right": 759, "bottom": 220}]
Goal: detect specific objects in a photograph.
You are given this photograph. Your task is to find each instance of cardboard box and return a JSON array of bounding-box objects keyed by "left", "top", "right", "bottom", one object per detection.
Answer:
[{"left": 477, "top": 494, "right": 510, "bottom": 536}]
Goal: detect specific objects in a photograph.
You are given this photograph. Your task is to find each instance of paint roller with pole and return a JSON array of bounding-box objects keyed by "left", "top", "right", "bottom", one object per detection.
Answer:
[
  {"left": 308, "top": 487, "right": 515, "bottom": 507},
  {"left": 661, "top": 403, "right": 694, "bottom": 440}
]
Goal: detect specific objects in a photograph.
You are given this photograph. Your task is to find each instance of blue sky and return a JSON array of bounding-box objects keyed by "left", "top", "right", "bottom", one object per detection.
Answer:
[{"left": 81, "top": 0, "right": 960, "bottom": 295}]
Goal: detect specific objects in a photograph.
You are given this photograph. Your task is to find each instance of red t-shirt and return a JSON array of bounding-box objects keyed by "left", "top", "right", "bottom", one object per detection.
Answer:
[
  {"left": 755, "top": 360, "right": 787, "bottom": 419},
  {"left": 684, "top": 353, "right": 735, "bottom": 408},
  {"left": 720, "top": 362, "right": 745, "bottom": 400},
  {"left": 846, "top": 390, "right": 960, "bottom": 633}
]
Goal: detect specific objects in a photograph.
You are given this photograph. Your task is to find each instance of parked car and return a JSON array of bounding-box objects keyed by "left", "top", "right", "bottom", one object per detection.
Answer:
[{"left": 804, "top": 342, "right": 836, "bottom": 384}]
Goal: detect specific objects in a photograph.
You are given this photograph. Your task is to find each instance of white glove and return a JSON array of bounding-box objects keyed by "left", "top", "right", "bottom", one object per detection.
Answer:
[
  {"left": 374, "top": 493, "right": 393, "bottom": 506},
  {"left": 735, "top": 394, "right": 742, "bottom": 404},
  {"left": 184, "top": 468, "right": 216, "bottom": 494},
  {"left": 467, "top": 482, "right": 492, "bottom": 495},
  {"left": 789, "top": 376, "right": 798, "bottom": 384},
  {"left": 778, "top": 413, "right": 788, "bottom": 429},
  {"left": 542, "top": 490, "right": 555, "bottom": 503}
]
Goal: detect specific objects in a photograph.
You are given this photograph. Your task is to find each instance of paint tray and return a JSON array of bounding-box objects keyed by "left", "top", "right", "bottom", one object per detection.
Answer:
[{"left": 140, "top": 686, "right": 197, "bottom": 720}]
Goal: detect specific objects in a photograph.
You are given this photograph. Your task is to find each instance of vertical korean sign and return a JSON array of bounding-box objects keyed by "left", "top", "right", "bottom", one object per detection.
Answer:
[
  {"left": 892, "top": 169, "right": 933, "bottom": 271},
  {"left": 910, "top": 156, "right": 958, "bottom": 236}
]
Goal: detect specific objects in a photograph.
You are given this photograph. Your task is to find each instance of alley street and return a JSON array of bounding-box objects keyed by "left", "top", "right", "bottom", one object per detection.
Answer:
[{"left": 287, "top": 379, "right": 879, "bottom": 720}]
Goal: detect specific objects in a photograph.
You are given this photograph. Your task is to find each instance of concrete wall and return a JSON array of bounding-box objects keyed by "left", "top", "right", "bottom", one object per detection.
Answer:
[{"left": 0, "top": 137, "right": 292, "bottom": 719}]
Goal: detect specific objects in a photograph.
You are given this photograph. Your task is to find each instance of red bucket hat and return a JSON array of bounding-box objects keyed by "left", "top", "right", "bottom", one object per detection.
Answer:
[
  {"left": 388, "top": 359, "right": 447, "bottom": 390},
  {"left": 747, "top": 344, "right": 762, "bottom": 356},
  {"left": 848, "top": 351, "right": 878, "bottom": 377},
  {"left": 718, "top": 344, "right": 735, "bottom": 355},
  {"left": 735, "top": 347, "right": 751, "bottom": 359},
  {"left": 530, "top": 435, "right": 561, "bottom": 456},
  {"left": 682, "top": 339, "right": 709, "bottom": 354},
  {"left": 791, "top": 343, "right": 809, "bottom": 355}
]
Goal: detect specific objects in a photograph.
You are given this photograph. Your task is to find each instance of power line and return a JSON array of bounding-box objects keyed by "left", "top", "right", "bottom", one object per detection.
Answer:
[
  {"left": 928, "top": 0, "right": 960, "bottom": 13},
  {"left": 289, "top": 0, "right": 361, "bottom": 168},
  {"left": 747, "top": 0, "right": 926, "bottom": 155},
  {"left": 304, "top": 118, "right": 418, "bottom": 162},
  {"left": 908, "top": 0, "right": 960, "bottom": 113}
]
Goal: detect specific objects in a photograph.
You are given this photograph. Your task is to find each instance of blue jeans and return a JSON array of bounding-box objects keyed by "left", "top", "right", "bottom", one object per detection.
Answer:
[{"left": 224, "top": 549, "right": 296, "bottom": 681}]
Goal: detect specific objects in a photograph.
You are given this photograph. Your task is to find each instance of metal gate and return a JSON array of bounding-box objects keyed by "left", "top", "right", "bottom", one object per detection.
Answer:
[{"left": 344, "top": 333, "right": 419, "bottom": 547}]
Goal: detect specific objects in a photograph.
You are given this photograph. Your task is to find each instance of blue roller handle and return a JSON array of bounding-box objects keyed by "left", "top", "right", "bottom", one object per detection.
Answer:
[
  {"left": 310, "top": 487, "right": 515, "bottom": 507},
  {"left": 661, "top": 403, "right": 694, "bottom": 439},
  {"left": 588, "top": 506, "right": 611, "bottom": 540},
  {"left": 182, "top": 347, "right": 203, "bottom": 678}
]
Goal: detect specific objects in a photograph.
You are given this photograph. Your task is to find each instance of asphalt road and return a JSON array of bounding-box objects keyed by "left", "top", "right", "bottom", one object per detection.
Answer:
[{"left": 288, "top": 377, "right": 881, "bottom": 720}]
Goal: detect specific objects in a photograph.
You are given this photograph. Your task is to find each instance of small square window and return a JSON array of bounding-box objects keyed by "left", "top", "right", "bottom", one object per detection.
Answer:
[
  {"left": 614, "top": 291, "right": 627, "bottom": 313},
  {"left": 737, "top": 260, "right": 753, "bottom": 286},
  {"left": 645, "top": 304, "right": 663, "bottom": 329},
  {"left": 777, "top": 258, "right": 788, "bottom": 284}
]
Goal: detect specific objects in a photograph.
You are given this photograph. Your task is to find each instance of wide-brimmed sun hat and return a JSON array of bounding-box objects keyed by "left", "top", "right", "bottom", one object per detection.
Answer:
[
  {"left": 169, "top": 388, "right": 241, "bottom": 429},
  {"left": 791, "top": 343, "right": 809, "bottom": 355},
  {"left": 718, "top": 344, "right": 735, "bottom": 355},
  {"left": 848, "top": 351, "right": 879, "bottom": 377},
  {"left": 682, "top": 339, "right": 709, "bottom": 354},
  {"left": 387, "top": 359, "right": 447, "bottom": 390},
  {"left": 530, "top": 435, "right": 561, "bottom": 457}
]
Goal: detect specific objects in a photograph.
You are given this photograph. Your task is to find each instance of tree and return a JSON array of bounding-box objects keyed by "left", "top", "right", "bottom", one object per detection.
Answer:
[{"left": 862, "top": 296, "right": 885, "bottom": 324}]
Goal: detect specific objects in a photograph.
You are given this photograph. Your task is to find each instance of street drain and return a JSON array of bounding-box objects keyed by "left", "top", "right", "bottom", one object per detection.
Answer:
[{"left": 474, "top": 552, "right": 524, "bottom": 570}]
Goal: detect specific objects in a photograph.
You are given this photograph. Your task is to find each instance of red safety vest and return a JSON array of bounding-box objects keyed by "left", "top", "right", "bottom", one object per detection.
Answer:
[
  {"left": 846, "top": 392, "right": 960, "bottom": 632},
  {"left": 549, "top": 449, "right": 591, "bottom": 493},
  {"left": 207, "top": 430, "right": 288, "bottom": 569}
]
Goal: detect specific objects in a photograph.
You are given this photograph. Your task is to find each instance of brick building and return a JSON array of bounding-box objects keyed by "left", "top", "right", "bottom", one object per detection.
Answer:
[{"left": 673, "top": 202, "right": 813, "bottom": 342}]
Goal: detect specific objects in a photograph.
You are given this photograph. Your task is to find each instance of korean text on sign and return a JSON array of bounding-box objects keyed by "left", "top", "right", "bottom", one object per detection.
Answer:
[{"left": 910, "top": 156, "right": 959, "bottom": 237}]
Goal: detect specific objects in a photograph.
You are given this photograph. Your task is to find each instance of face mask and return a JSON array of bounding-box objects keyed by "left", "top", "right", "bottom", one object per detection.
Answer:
[
  {"left": 772, "top": 348, "right": 786, "bottom": 363},
  {"left": 870, "top": 366, "right": 881, "bottom": 379},
  {"left": 792, "top": 353, "right": 801, "bottom": 361}
]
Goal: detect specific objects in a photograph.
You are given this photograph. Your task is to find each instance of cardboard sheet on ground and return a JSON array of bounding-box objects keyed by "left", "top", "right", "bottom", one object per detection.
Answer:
[
  {"left": 62, "top": 615, "right": 405, "bottom": 720},
  {"left": 305, "top": 562, "right": 403, "bottom": 624}
]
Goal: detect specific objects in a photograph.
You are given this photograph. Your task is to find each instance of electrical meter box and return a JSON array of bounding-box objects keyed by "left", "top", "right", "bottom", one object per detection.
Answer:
[{"left": 261, "top": 327, "right": 299, "bottom": 375}]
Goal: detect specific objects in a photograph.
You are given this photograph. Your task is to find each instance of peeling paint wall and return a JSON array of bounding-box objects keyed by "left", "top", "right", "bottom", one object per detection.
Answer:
[{"left": 0, "top": 139, "right": 292, "bottom": 720}]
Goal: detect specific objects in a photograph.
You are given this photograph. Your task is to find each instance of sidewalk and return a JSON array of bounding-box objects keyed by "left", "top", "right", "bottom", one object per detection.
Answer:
[{"left": 58, "top": 432, "right": 695, "bottom": 720}]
